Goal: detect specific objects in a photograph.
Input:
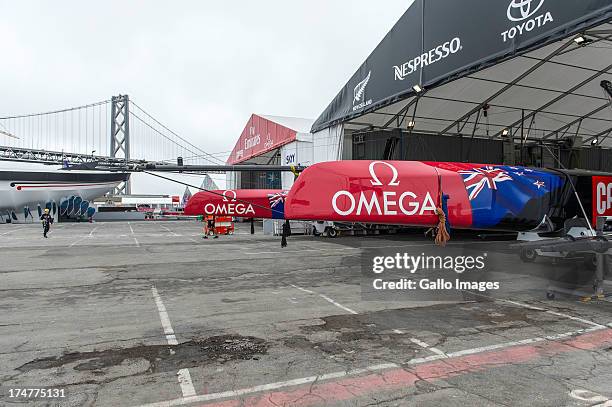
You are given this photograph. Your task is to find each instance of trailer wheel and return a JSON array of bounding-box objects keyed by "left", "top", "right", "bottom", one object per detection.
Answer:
[
  {"left": 520, "top": 248, "right": 537, "bottom": 263},
  {"left": 326, "top": 227, "right": 338, "bottom": 238},
  {"left": 546, "top": 292, "right": 556, "bottom": 300}
]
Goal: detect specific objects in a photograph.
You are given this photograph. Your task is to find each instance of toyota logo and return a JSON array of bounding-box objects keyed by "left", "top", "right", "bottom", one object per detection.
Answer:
[{"left": 507, "top": 0, "right": 545, "bottom": 22}]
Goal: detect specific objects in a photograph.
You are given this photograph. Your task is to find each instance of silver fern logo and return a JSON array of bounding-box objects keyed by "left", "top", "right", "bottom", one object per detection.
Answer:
[{"left": 353, "top": 71, "right": 373, "bottom": 111}]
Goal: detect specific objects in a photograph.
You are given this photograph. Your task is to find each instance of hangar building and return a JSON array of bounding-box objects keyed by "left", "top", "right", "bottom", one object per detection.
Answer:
[
  {"left": 226, "top": 114, "right": 315, "bottom": 190},
  {"left": 312, "top": 0, "right": 612, "bottom": 170},
  {"left": 228, "top": 1, "right": 612, "bottom": 190}
]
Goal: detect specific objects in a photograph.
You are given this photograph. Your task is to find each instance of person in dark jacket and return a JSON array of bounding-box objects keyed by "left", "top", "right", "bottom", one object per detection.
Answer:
[
  {"left": 40, "top": 208, "right": 53, "bottom": 238},
  {"left": 281, "top": 220, "right": 291, "bottom": 248}
]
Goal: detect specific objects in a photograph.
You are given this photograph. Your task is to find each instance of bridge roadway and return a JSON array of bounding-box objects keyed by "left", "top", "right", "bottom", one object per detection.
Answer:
[{"left": 0, "top": 221, "right": 611, "bottom": 406}]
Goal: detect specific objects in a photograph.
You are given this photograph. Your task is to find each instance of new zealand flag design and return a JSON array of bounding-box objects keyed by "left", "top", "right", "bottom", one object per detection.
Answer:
[
  {"left": 268, "top": 191, "right": 288, "bottom": 219},
  {"left": 458, "top": 165, "right": 565, "bottom": 229}
]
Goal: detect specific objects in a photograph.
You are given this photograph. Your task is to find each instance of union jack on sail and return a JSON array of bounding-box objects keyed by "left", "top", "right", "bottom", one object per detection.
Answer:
[
  {"left": 268, "top": 191, "right": 288, "bottom": 208},
  {"left": 267, "top": 191, "right": 288, "bottom": 219},
  {"left": 459, "top": 166, "right": 513, "bottom": 200}
]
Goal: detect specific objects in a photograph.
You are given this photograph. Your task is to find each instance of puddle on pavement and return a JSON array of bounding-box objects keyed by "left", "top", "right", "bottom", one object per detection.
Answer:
[{"left": 18, "top": 335, "right": 268, "bottom": 374}]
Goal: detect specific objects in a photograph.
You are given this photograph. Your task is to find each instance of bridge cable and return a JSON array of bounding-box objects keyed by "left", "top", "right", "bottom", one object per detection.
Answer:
[
  {"left": 129, "top": 110, "right": 210, "bottom": 162},
  {"left": 130, "top": 101, "right": 225, "bottom": 165},
  {"left": 0, "top": 99, "right": 110, "bottom": 120}
]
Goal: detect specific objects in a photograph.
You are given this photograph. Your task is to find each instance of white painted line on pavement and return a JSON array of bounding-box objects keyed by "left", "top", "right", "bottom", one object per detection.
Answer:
[
  {"left": 495, "top": 298, "right": 546, "bottom": 311},
  {"left": 290, "top": 284, "right": 314, "bottom": 294},
  {"left": 464, "top": 291, "right": 607, "bottom": 329},
  {"left": 412, "top": 339, "right": 446, "bottom": 356},
  {"left": 406, "top": 354, "right": 447, "bottom": 364},
  {"left": 544, "top": 310, "right": 606, "bottom": 329},
  {"left": 319, "top": 293, "right": 359, "bottom": 315},
  {"left": 0, "top": 227, "right": 25, "bottom": 236},
  {"left": 132, "top": 323, "right": 612, "bottom": 407},
  {"left": 446, "top": 326, "right": 604, "bottom": 358},
  {"left": 162, "top": 225, "right": 181, "bottom": 236},
  {"left": 151, "top": 286, "right": 179, "bottom": 346},
  {"left": 177, "top": 369, "right": 196, "bottom": 398},
  {"left": 151, "top": 286, "right": 196, "bottom": 398},
  {"left": 400, "top": 326, "right": 605, "bottom": 362},
  {"left": 134, "top": 363, "right": 399, "bottom": 407},
  {"left": 69, "top": 237, "right": 83, "bottom": 247},
  {"left": 291, "top": 284, "right": 358, "bottom": 314},
  {"left": 394, "top": 329, "right": 447, "bottom": 356},
  {"left": 408, "top": 336, "right": 430, "bottom": 349},
  {"left": 497, "top": 298, "right": 606, "bottom": 328},
  {"left": 128, "top": 222, "right": 141, "bottom": 246}
]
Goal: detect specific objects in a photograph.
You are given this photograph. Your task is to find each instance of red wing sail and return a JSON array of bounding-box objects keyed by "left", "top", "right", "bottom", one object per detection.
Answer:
[
  {"left": 184, "top": 189, "right": 286, "bottom": 219},
  {"left": 284, "top": 161, "right": 467, "bottom": 227},
  {"left": 185, "top": 161, "right": 569, "bottom": 231},
  {"left": 285, "top": 160, "right": 566, "bottom": 231}
]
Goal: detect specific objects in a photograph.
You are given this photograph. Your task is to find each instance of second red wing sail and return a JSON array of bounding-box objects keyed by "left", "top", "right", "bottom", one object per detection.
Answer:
[{"left": 184, "top": 189, "right": 287, "bottom": 219}]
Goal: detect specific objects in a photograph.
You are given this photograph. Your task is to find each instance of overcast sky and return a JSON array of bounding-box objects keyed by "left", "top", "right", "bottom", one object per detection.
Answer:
[{"left": 0, "top": 0, "right": 412, "bottom": 194}]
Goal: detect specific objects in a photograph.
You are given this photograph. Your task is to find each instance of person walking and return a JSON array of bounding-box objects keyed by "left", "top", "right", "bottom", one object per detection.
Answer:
[{"left": 40, "top": 208, "right": 53, "bottom": 238}]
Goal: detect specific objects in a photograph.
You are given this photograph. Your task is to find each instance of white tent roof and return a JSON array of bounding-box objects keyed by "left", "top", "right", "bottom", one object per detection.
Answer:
[{"left": 259, "top": 115, "right": 314, "bottom": 134}]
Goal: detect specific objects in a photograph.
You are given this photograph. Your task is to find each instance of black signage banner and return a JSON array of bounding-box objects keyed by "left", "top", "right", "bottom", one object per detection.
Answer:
[{"left": 311, "top": 0, "right": 612, "bottom": 133}]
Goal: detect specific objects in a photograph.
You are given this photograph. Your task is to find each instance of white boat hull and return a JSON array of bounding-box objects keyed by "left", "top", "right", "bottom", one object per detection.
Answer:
[{"left": 0, "top": 169, "right": 128, "bottom": 222}]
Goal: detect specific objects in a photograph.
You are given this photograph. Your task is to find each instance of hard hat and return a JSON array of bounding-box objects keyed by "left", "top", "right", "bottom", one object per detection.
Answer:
[{"left": 44, "top": 208, "right": 50, "bottom": 213}]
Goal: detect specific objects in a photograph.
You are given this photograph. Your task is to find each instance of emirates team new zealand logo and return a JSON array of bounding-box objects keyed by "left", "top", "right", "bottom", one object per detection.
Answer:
[{"left": 353, "top": 71, "right": 372, "bottom": 112}]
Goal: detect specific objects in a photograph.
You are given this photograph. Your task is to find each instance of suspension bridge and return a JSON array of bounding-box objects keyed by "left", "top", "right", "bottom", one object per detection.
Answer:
[{"left": 0, "top": 95, "right": 229, "bottom": 193}]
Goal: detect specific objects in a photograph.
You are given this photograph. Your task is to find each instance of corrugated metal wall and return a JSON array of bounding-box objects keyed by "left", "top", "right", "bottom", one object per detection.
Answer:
[
  {"left": 352, "top": 131, "right": 504, "bottom": 164},
  {"left": 351, "top": 130, "right": 612, "bottom": 171},
  {"left": 578, "top": 148, "right": 612, "bottom": 172}
]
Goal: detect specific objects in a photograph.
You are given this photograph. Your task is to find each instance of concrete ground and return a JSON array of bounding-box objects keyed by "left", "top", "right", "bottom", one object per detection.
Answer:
[{"left": 1, "top": 220, "right": 612, "bottom": 407}]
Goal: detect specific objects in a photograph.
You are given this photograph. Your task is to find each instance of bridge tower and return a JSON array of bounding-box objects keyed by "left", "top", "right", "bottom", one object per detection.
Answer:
[{"left": 110, "top": 94, "right": 131, "bottom": 194}]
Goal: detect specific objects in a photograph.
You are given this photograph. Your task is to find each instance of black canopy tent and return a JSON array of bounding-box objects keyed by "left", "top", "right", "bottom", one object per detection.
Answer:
[{"left": 312, "top": 0, "right": 612, "bottom": 165}]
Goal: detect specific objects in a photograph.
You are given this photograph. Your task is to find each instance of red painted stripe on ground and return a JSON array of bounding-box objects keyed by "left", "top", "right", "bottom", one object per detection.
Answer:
[{"left": 198, "top": 328, "right": 612, "bottom": 407}]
